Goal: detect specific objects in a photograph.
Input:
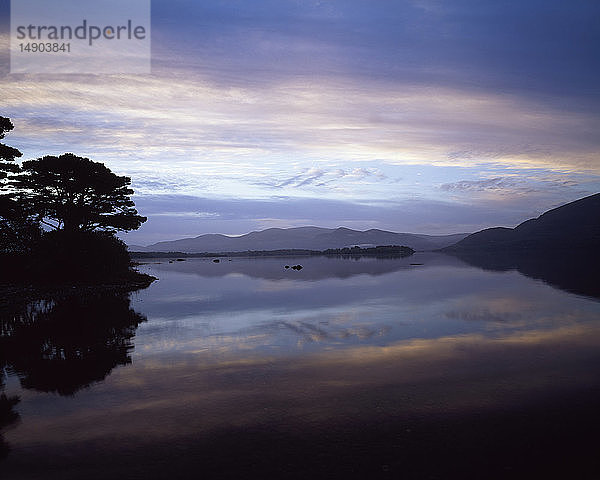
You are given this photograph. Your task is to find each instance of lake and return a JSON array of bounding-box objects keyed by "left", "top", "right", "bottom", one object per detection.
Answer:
[{"left": 1, "top": 252, "right": 599, "bottom": 479}]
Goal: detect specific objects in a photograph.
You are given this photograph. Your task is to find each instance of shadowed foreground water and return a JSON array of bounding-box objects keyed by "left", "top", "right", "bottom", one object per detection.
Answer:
[{"left": 1, "top": 253, "right": 599, "bottom": 479}]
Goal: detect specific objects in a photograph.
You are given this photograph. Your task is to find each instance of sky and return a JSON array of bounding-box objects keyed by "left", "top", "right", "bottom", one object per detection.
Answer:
[{"left": 1, "top": 0, "right": 599, "bottom": 245}]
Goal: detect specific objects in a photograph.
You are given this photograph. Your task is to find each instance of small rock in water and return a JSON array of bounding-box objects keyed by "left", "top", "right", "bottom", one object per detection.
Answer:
[
  {"left": 291, "top": 264, "right": 303, "bottom": 270},
  {"left": 284, "top": 265, "right": 290, "bottom": 269},
  {"left": 213, "top": 259, "right": 220, "bottom": 263}
]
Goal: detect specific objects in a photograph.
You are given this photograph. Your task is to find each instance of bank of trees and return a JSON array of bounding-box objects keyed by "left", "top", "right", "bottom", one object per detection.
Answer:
[{"left": 0, "top": 116, "right": 147, "bottom": 283}]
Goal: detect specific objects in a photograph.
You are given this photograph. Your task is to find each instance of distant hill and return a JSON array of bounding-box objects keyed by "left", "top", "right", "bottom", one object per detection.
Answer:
[
  {"left": 444, "top": 193, "right": 600, "bottom": 253},
  {"left": 129, "top": 226, "right": 469, "bottom": 253}
]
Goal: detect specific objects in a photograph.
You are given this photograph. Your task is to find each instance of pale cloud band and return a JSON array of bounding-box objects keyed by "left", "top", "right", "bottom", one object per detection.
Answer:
[{"left": 3, "top": 71, "right": 599, "bottom": 174}]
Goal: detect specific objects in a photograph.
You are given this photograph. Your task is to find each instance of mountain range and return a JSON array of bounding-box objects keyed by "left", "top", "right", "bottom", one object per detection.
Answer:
[
  {"left": 130, "top": 193, "right": 600, "bottom": 254},
  {"left": 444, "top": 192, "right": 600, "bottom": 253},
  {"left": 129, "top": 227, "right": 469, "bottom": 253}
]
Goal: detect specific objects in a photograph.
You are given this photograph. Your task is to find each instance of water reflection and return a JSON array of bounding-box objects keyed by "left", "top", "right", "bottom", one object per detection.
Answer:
[
  {"left": 2, "top": 255, "right": 600, "bottom": 478},
  {"left": 130, "top": 253, "right": 599, "bottom": 358},
  {"left": 148, "top": 253, "right": 464, "bottom": 281},
  {"left": 148, "top": 251, "right": 600, "bottom": 300},
  {"left": 4, "top": 323, "right": 599, "bottom": 479},
  {"left": 0, "top": 292, "right": 146, "bottom": 395},
  {"left": 0, "top": 291, "right": 146, "bottom": 457},
  {"left": 449, "top": 250, "right": 600, "bottom": 300},
  {"left": 0, "top": 379, "right": 19, "bottom": 460}
]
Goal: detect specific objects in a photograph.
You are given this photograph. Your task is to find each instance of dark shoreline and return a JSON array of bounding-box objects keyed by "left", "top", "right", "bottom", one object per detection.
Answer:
[{"left": 0, "top": 270, "right": 156, "bottom": 306}]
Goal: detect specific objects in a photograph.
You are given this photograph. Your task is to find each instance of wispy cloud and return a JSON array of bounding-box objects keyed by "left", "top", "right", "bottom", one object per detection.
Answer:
[
  {"left": 258, "top": 167, "right": 389, "bottom": 190},
  {"left": 3, "top": 73, "right": 600, "bottom": 174},
  {"left": 441, "top": 177, "right": 524, "bottom": 193},
  {"left": 439, "top": 170, "right": 594, "bottom": 202}
]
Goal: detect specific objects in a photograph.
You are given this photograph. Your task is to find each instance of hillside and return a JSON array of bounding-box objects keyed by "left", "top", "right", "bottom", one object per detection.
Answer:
[
  {"left": 129, "top": 227, "right": 469, "bottom": 253},
  {"left": 444, "top": 193, "right": 600, "bottom": 252}
]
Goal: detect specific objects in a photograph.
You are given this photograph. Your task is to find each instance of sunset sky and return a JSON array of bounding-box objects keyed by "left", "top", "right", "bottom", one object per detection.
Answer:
[{"left": 2, "top": 0, "right": 599, "bottom": 245}]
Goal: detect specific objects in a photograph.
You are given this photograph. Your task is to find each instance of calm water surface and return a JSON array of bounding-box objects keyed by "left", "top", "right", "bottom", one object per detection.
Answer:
[{"left": 1, "top": 253, "right": 599, "bottom": 479}]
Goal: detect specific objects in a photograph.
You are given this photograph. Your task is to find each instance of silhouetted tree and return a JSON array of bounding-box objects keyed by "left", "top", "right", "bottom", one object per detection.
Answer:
[
  {"left": 0, "top": 118, "right": 152, "bottom": 284},
  {"left": 0, "top": 116, "right": 42, "bottom": 254},
  {"left": 30, "top": 230, "right": 134, "bottom": 281},
  {"left": 11, "top": 153, "right": 146, "bottom": 234},
  {"left": 0, "top": 116, "right": 22, "bottom": 177},
  {"left": 0, "top": 116, "right": 22, "bottom": 214}
]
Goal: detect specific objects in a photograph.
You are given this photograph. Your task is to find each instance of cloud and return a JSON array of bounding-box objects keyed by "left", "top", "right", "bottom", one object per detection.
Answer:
[
  {"left": 7, "top": 75, "right": 600, "bottom": 173},
  {"left": 147, "top": 0, "right": 600, "bottom": 106},
  {"left": 259, "top": 167, "right": 389, "bottom": 190},
  {"left": 438, "top": 171, "right": 595, "bottom": 205},
  {"left": 274, "top": 168, "right": 326, "bottom": 188},
  {"left": 441, "top": 177, "right": 523, "bottom": 193}
]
